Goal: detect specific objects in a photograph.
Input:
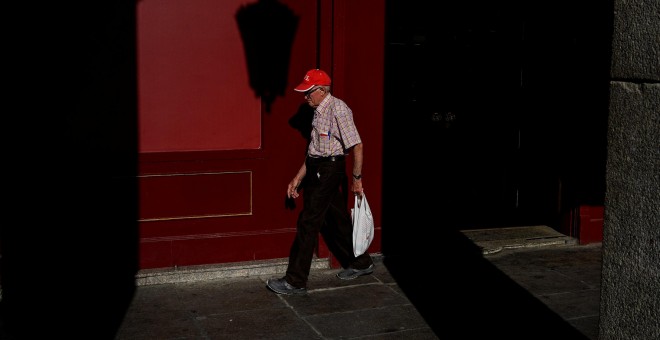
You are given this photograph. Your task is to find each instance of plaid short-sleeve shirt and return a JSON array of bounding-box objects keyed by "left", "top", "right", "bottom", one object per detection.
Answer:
[{"left": 307, "top": 94, "right": 361, "bottom": 157}]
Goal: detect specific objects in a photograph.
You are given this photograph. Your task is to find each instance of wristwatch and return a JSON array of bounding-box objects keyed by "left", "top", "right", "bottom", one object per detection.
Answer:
[{"left": 353, "top": 173, "right": 362, "bottom": 180}]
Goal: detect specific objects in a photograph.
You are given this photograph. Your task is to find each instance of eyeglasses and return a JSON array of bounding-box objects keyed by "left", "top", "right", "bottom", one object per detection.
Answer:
[{"left": 304, "top": 87, "right": 321, "bottom": 98}]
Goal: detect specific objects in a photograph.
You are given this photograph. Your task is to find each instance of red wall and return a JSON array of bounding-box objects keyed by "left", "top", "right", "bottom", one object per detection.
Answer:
[
  {"left": 137, "top": 0, "right": 262, "bottom": 152},
  {"left": 137, "top": 0, "right": 385, "bottom": 269}
]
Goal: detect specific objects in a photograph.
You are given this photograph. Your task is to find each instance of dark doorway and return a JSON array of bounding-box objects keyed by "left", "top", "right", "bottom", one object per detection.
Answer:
[
  {"left": 382, "top": 0, "right": 610, "bottom": 248},
  {"left": 384, "top": 0, "right": 530, "bottom": 233}
]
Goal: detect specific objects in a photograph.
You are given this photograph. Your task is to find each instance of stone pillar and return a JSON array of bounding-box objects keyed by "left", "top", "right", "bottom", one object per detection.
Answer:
[{"left": 601, "top": 0, "right": 660, "bottom": 338}]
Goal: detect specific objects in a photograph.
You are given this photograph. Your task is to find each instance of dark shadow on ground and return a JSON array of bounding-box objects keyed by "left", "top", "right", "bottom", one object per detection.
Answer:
[{"left": 383, "top": 228, "right": 588, "bottom": 339}]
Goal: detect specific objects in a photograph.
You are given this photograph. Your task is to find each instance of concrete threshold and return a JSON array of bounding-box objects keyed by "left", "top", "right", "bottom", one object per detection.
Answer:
[
  {"left": 135, "top": 256, "right": 333, "bottom": 286},
  {"left": 460, "top": 225, "right": 578, "bottom": 255}
]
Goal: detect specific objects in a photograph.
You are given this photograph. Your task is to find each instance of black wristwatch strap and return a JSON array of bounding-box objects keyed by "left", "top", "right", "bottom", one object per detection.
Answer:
[{"left": 353, "top": 174, "right": 362, "bottom": 180}]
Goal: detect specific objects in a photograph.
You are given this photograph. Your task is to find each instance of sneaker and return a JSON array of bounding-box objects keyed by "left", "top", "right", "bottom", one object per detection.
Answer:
[
  {"left": 266, "top": 277, "right": 307, "bottom": 295},
  {"left": 336, "top": 264, "right": 375, "bottom": 280}
]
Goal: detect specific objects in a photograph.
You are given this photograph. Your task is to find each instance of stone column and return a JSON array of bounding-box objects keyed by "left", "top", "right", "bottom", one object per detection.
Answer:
[{"left": 601, "top": 0, "right": 660, "bottom": 338}]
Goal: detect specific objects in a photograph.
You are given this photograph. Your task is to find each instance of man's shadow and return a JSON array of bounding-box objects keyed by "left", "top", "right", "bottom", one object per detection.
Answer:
[{"left": 284, "top": 103, "right": 315, "bottom": 210}]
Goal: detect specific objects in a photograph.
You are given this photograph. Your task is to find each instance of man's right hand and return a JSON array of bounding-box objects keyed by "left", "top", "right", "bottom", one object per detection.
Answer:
[{"left": 287, "top": 179, "right": 301, "bottom": 199}]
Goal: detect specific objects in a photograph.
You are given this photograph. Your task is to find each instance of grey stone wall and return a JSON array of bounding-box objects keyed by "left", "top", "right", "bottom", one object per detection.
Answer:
[{"left": 601, "top": 0, "right": 660, "bottom": 338}]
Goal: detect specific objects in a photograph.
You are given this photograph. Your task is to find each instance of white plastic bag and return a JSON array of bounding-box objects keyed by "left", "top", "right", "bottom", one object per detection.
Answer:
[{"left": 351, "top": 193, "right": 374, "bottom": 257}]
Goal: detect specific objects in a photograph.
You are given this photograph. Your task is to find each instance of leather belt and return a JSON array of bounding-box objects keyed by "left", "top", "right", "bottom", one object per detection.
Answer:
[{"left": 307, "top": 155, "right": 345, "bottom": 163}]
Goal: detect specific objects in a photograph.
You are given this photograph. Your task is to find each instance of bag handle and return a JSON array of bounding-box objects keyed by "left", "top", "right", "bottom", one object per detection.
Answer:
[{"left": 355, "top": 192, "right": 365, "bottom": 209}]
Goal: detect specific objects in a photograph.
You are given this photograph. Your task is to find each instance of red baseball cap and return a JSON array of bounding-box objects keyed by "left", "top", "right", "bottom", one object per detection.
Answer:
[{"left": 294, "top": 69, "right": 331, "bottom": 92}]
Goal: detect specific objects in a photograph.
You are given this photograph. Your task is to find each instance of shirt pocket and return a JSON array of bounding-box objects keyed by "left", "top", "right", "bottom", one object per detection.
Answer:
[{"left": 313, "top": 119, "right": 333, "bottom": 154}]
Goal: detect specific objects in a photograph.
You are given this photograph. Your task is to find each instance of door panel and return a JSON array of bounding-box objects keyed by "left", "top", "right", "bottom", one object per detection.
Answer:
[
  {"left": 383, "top": 0, "right": 609, "bottom": 254},
  {"left": 384, "top": 0, "right": 532, "bottom": 231}
]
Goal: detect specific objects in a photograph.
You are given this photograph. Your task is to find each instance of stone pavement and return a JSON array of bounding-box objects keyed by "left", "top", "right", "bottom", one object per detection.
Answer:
[{"left": 113, "top": 225, "right": 602, "bottom": 339}]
